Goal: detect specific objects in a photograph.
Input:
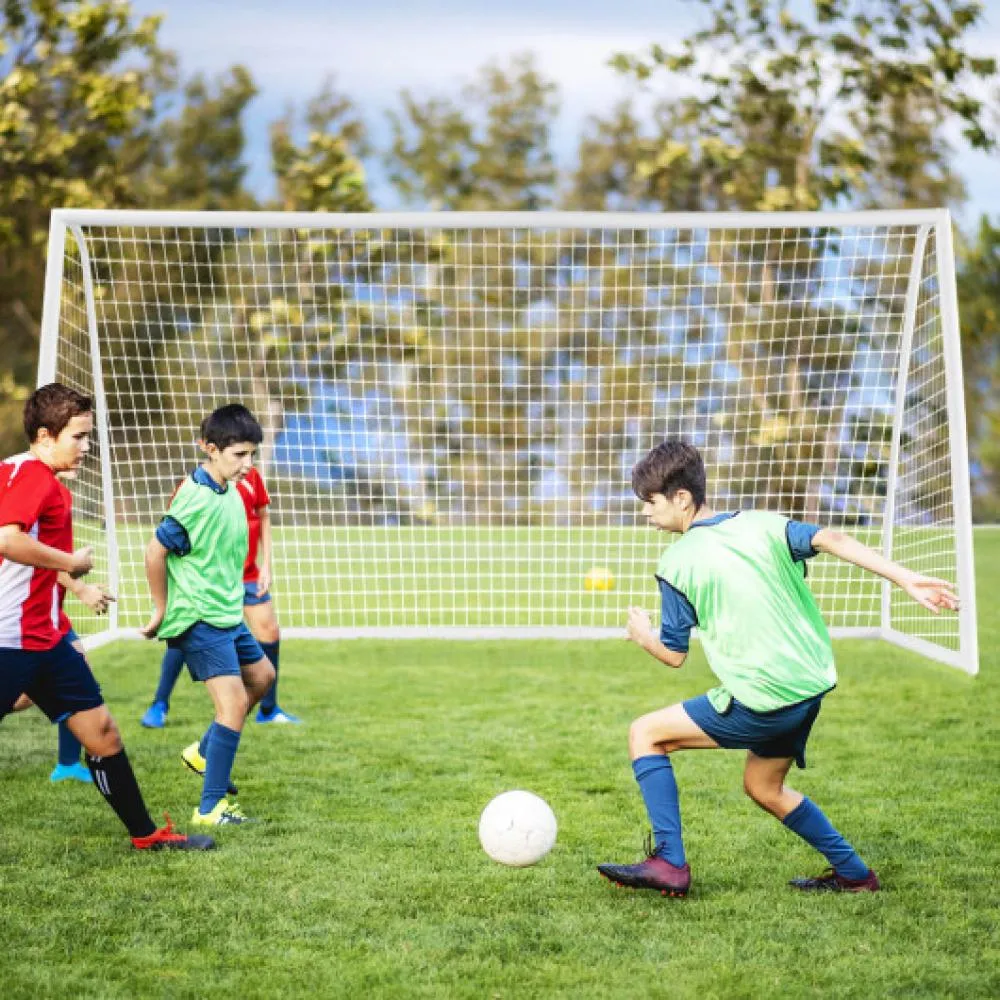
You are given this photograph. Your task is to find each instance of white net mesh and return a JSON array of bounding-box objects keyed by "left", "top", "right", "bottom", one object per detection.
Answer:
[{"left": 44, "top": 213, "right": 970, "bottom": 665}]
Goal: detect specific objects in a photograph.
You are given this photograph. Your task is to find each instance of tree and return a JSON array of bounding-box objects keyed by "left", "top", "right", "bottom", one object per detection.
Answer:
[
  {"left": 142, "top": 65, "right": 258, "bottom": 210},
  {"left": 270, "top": 79, "right": 371, "bottom": 213},
  {"left": 956, "top": 215, "right": 1000, "bottom": 521},
  {"left": 387, "top": 53, "right": 559, "bottom": 210},
  {"left": 605, "top": 0, "right": 997, "bottom": 212},
  {"left": 0, "top": 0, "right": 172, "bottom": 457}
]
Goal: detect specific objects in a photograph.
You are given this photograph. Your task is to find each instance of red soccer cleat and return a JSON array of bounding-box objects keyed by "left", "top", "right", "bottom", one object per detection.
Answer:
[
  {"left": 598, "top": 838, "right": 691, "bottom": 898},
  {"left": 131, "top": 814, "right": 215, "bottom": 852}
]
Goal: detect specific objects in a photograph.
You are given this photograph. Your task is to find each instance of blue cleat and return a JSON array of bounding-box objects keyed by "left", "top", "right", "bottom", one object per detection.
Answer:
[
  {"left": 50, "top": 762, "right": 93, "bottom": 784},
  {"left": 255, "top": 705, "right": 302, "bottom": 725},
  {"left": 141, "top": 701, "right": 168, "bottom": 728}
]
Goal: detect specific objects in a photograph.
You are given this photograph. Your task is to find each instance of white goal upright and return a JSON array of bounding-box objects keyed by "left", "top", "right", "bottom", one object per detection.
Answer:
[{"left": 39, "top": 209, "right": 978, "bottom": 674}]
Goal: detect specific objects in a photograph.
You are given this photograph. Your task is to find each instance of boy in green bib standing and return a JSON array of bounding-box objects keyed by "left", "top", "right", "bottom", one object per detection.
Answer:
[
  {"left": 142, "top": 404, "right": 275, "bottom": 827},
  {"left": 598, "top": 440, "right": 959, "bottom": 897}
]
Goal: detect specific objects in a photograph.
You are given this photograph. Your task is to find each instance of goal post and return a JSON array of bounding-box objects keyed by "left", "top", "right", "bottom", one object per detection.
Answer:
[{"left": 38, "top": 208, "right": 978, "bottom": 674}]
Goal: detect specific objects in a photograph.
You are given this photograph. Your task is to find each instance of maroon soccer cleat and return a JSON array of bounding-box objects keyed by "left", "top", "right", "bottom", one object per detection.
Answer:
[
  {"left": 131, "top": 815, "right": 215, "bottom": 852},
  {"left": 788, "top": 867, "right": 880, "bottom": 893},
  {"left": 598, "top": 839, "right": 691, "bottom": 898}
]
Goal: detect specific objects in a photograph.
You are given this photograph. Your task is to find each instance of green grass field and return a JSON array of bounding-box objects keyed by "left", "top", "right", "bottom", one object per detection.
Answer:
[{"left": 0, "top": 532, "right": 996, "bottom": 999}]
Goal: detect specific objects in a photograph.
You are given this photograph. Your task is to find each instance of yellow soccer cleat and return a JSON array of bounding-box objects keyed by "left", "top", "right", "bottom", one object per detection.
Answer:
[{"left": 191, "top": 798, "right": 255, "bottom": 827}]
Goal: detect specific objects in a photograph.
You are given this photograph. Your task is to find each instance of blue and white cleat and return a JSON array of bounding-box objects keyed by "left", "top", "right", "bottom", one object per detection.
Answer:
[
  {"left": 50, "top": 762, "right": 93, "bottom": 784},
  {"left": 255, "top": 706, "right": 302, "bottom": 725},
  {"left": 141, "top": 701, "right": 168, "bottom": 728}
]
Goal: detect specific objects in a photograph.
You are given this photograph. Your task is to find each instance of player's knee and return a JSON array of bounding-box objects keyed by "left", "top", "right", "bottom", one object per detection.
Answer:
[
  {"left": 86, "top": 710, "right": 123, "bottom": 756},
  {"left": 255, "top": 622, "right": 279, "bottom": 644},
  {"left": 628, "top": 715, "right": 664, "bottom": 756},
  {"left": 743, "top": 776, "right": 778, "bottom": 811}
]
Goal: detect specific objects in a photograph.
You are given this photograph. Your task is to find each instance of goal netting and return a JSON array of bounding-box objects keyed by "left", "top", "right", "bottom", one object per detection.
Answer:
[{"left": 39, "top": 209, "right": 978, "bottom": 673}]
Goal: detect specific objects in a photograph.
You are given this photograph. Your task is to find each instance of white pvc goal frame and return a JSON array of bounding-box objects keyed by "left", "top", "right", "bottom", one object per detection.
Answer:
[{"left": 38, "top": 208, "right": 978, "bottom": 675}]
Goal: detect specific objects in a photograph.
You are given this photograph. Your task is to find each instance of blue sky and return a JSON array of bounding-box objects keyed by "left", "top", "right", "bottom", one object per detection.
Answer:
[{"left": 134, "top": 0, "right": 1000, "bottom": 222}]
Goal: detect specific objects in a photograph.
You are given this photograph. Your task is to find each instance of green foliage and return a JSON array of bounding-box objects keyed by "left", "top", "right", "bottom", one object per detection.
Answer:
[
  {"left": 957, "top": 216, "right": 1000, "bottom": 520},
  {"left": 387, "top": 53, "right": 559, "bottom": 210},
  {"left": 270, "top": 79, "right": 372, "bottom": 212},
  {"left": 141, "top": 65, "right": 258, "bottom": 210},
  {"left": 593, "top": 0, "right": 997, "bottom": 212},
  {"left": 0, "top": 0, "right": 173, "bottom": 458},
  {"left": 0, "top": 529, "right": 997, "bottom": 998}
]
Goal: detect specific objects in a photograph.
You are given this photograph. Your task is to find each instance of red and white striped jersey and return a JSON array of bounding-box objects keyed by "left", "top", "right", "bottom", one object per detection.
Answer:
[{"left": 0, "top": 453, "right": 72, "bottom": 650}]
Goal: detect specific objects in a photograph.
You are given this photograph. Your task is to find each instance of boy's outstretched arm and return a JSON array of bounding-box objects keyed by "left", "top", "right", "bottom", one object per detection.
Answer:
[
  {"left": 625, "top": 607, "right": 687, "bottom": 668},
  {"left": 812, "top": 528, "right": 959, "bottom": 614},
  {"left": 141, "top": 536, "right": 169, "bottom": 638}
]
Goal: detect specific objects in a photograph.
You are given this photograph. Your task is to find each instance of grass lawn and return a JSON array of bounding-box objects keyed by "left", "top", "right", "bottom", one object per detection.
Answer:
[{"left": 0, "top": 531, "right": 996, "bottom": 999}]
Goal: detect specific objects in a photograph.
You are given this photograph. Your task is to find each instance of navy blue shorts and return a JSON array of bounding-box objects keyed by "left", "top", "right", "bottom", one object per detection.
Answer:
[
  {"left": 167, "top": 622, "right": 264, "bottom": 682},
  {"left": 0, "top": 635, "right": 104, "bottom": 723},
  {"left": 243, "top": 581, "right": 272, "bottom": 607},
  {"left": 683, "top": 692, "right": 826, "bottom": 769}
]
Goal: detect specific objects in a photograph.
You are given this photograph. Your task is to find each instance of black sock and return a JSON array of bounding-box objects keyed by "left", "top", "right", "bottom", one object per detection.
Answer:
[{"left": 86, "top": 749, "right": 157, "bottom": 838}]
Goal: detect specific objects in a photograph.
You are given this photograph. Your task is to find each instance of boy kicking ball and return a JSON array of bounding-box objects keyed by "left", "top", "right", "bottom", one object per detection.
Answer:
[
  {"left": 598, "top": 440, "right": 958, "bottom": 897},
  {"left": 140, "top": 461, "right": 299, "bottom": 728},
  {"left": 142, "top": 404, "right": 275, "bottom": 827}
]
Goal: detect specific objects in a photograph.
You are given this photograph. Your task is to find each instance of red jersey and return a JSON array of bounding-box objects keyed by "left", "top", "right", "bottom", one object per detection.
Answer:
[
  {"left": 0, "top": 454, "right": 72, "bottom": 650},
  {"left": 236, "top": 467, "right": 271, "bottom": 583}
]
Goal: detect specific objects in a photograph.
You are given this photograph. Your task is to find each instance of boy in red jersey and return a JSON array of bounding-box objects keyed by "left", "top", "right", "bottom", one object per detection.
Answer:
[
  {"left": 140, "top": 461, "right": 300, "bottom": 727},
  {"left": 0, "top": 383, "right": 213, "bottom": 851}
]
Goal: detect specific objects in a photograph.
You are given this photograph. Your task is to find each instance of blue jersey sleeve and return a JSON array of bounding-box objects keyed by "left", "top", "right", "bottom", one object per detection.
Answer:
[
  {"left": 786, "top": 519, "right": 822, "bottom": 562},
  {"left": 656, "top": 577, "right": 698, "bottom": 653},
  {"left": 156, "top": 515, "right": 191, "bottom": 556}
]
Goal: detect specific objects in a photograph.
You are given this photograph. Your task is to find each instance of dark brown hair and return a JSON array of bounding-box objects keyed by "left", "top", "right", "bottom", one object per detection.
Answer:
[
  {"left": 200, "top": 403, "right": 263, "bottom": 450},
  {"left": 23, "top": 383, "right": 93, "bottom": 443},
  {"left": 631, "top": 440, "right": 706, "bottom": 507}
]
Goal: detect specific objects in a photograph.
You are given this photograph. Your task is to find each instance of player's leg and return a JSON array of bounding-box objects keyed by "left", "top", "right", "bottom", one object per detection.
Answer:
[
  {"left": 598, "top": 702, "right": 719, "bottom": 896},
  {"left": 742, "top": 752, "right": 878, "bottom": 892},
  {"left": 141, "top": 646, "right": 185, "bottom": 728},
  {"left": 31, "top": 640, "right": 213, "bottom": 850},
  {"left": 190, "top": 644, "right": 256, "bottom": 825},
  {"left": 50, "top": 635, "right": 92, "bottom": 783},
  {"left": 245, "top": 594, "right": 299, "bottom": 724}
]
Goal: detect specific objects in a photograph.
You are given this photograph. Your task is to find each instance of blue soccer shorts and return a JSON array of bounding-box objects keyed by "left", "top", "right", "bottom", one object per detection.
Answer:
[
  {"left": 682, "top": 692, "right": 826, "bottom": 768},
  {"left": 167, "top": 622, "right": 265, "bottom": 682},
  {"left": 242, "top": 581, "right": 272, "bottom": 607},
  {"left": 0, "top": 635, "right": 104, "bottom": 723}
]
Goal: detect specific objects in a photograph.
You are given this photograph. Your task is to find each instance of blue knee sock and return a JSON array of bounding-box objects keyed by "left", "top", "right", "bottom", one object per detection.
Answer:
[
  {"left": 632, "top": 754, "right": 686, "bottom": 867},
  {"left": 782, "top": 797, "right": 870, "bottom": 880},
  {"left": 200, "top": 723, "right": 241, "bottom": 814},
  {"left": 57, "top": 720, "right": 82, "bottom": 766},
  {"left": 259, "top": 640, "right": 279, "bottom": 713},
  {"left": 154, "top": 647, "right": 185, "bottom": 707}
]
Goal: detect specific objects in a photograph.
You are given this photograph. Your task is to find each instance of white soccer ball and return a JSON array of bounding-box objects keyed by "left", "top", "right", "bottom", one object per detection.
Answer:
[{"left": 478, "top": 790, "right": 558, "bottom": 867}]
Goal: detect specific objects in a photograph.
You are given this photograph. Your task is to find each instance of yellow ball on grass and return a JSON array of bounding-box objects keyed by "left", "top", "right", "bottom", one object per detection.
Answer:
[{"left": 584, "top": 567, "right": 615, "bottom": 592}]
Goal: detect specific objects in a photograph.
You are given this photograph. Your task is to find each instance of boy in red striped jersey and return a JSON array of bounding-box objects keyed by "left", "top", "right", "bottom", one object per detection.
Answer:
[{"left": 0, "top": 383, "right": 213, "bottom": 851}]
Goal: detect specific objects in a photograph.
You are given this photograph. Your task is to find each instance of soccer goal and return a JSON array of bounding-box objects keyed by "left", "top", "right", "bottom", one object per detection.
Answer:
[{"left": 38, "top": 209, "right": 978, "bottom": 674}]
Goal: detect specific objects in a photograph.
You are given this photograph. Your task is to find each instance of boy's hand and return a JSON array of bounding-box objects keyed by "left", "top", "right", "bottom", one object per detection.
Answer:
[
  {"left": 76, "top": 583, "right": 115, "bottom": 616},
  {"left": 68, "top": 546, "right": 94, "bottom": 578},
  {"left": 625, "top": 606, "right": 656, "bottom": 648},
  {"left": 900, "top": 573, "right": 959, "bottom": 614},
  {"left": 140, "top": 608, "right": 164, "bottom": 639},
  {"left": 256, "top": 565, "right": 271, "bottom": 597}
]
